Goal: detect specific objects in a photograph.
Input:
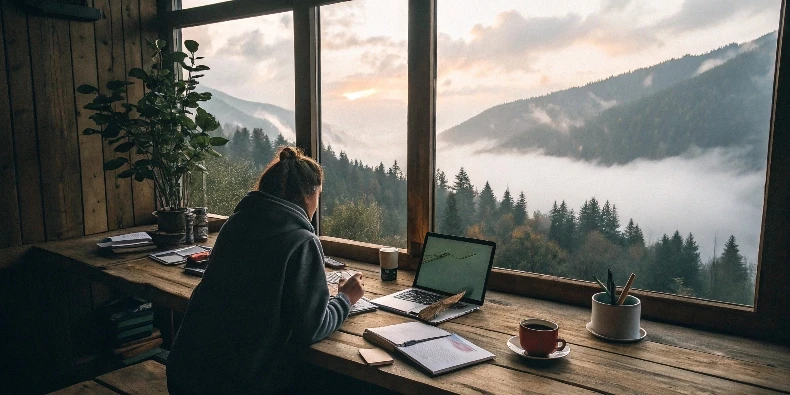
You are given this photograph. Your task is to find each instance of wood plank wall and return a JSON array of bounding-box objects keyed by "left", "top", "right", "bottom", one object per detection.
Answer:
[{"left": 0, "top": 0, "right": 157, "bottom": 255}]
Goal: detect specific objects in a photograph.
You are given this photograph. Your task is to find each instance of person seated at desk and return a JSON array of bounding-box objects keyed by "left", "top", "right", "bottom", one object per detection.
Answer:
[{"left": 167, "top": 146, "right": 365, "bottom": 394}]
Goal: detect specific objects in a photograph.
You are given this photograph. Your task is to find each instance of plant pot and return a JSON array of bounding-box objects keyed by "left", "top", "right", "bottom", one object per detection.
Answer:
[
  {"left": 154, "top": 209, "right": 187, "bottom": 234},
  {"left": 590, "top": 292, "right": 641, "bottom": 340}
]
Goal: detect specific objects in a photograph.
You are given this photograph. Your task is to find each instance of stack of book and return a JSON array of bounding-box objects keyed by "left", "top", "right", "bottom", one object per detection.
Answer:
[
  {"left": 96, "top": 232, "right": 156, "bottom": 253},
  {"left": 102, "top": 297, "right": 163, "bottom": 366}
]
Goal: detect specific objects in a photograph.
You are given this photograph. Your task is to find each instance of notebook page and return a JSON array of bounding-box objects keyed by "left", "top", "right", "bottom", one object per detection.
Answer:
[
  {"left": 398, "top": 333, "right": 495, "bottom": 375},
  {"left": 368, "top": 321, "right": 450, "bottom": 346}
]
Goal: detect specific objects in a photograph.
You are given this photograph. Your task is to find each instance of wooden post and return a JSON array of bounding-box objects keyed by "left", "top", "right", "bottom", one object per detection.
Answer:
[
  {"left": 294, "top": 5, "right": 322, "bottom": 232},
  {"left": 406, "top": 0, "right": 436, "bottom": 267}
]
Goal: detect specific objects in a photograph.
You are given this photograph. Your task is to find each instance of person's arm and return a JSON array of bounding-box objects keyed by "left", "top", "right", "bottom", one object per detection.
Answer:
[{"left": 285, "top": 237, "right": 351, "bottom": 344}]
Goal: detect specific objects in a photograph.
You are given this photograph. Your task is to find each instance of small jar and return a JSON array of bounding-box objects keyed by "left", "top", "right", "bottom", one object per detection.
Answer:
[
  {"left": 193, "top": 207, "right": 209, "bottom": 242},
  {"left": 184, "top": 211, "right": 195, "bottom": 244}
]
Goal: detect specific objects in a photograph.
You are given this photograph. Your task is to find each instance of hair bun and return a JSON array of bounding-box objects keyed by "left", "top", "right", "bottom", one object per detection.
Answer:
[{"left": 279, "top": 146, "right": 298, "bottom": 161}]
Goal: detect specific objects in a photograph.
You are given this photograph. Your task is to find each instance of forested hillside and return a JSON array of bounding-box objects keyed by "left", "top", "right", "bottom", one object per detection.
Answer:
[{"left": 442, "top": 32, "right": 777, "bottom": 169}]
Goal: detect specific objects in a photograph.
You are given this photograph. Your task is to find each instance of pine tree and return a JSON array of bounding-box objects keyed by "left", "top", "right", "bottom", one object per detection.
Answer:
[
  {"left": 710, "top": 235, "right": 751, "bottom": 304},
  {"left": 681, "top": 233, "right": 701, "bottom": 292},
  {"left": 451, "top": 168, "right": 475, "bottom": 231},
  {"left": 230, "top": 127, "right": 251, "bottom": 159},
  {"left": 624, "top": 219, "right": 644, "bottom": 247},
  {"left": 499, "top": 188, "right": 514, "bottom": 217},
  {"left": 252, "top": 128, "right": 273, "bottom": 166},
  {"left": 442, "top": 192, "right": 463, "bottom": 236},
  {"left": 477, "top": 182, "right": 497, "bottom": 230},
  {"left": 514, "top": 192, "right": 527, "bottom": 225},
  {"left": 436, "top": 169, "right": 448, "bottom": 189},
  {"left": 387, "top": 160, "right": 403, "bottom": 180},
  {"left": 578, "top": 197, "right": 601, "bottom": 235},
  {"left": 274, "top": 134, "right": 289, "bottom": 148},
  {"left": 601, "top": 201, "right": 620, "bottom": 243}
]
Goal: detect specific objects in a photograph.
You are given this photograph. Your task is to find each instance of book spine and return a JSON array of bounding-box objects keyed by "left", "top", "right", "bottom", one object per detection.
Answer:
[{"left": 362, "top": 330, "right": 397, "bottom": 352}]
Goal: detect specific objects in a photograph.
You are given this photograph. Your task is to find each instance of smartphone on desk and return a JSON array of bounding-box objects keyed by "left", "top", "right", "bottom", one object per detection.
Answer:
[{"left": 324, "top": 256, "right": 346, "bottom": 269}]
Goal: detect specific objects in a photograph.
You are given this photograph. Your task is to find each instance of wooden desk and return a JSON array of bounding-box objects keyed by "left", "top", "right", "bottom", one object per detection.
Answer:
[{"left": 34, "top": 235, "right": 790, "bottom": 394}]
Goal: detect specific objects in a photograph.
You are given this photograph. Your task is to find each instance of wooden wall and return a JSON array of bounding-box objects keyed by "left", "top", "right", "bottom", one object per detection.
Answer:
[{"left": 0, "top": 0, "right": 158, "bottom": 255}]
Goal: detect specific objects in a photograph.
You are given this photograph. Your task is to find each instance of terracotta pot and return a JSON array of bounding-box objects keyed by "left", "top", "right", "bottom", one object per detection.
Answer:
[
  {"left": 154, "top": 209, "right": 187, "bottom": 234},
  {"left": 590, "top": 292, "right": 641, "bottom": 340}
]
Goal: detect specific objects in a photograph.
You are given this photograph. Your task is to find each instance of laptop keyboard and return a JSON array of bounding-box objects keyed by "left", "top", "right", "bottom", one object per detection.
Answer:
[{"left": 394, "top": 289, "right": 466, "bottom": 308}]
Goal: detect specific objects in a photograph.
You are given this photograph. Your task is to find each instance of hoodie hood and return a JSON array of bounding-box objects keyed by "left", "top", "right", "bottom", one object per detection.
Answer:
[{"left": 231, "top": 191, "right": 314, "bottom": 239}]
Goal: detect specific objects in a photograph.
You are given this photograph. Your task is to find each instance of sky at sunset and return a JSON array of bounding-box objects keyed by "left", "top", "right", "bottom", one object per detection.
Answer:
[
  {"left": 180, "top": 0, "right": 782, "bottom": 262},
  {"left": 182, "top": 0, "right": 781, "bottom": 165}
]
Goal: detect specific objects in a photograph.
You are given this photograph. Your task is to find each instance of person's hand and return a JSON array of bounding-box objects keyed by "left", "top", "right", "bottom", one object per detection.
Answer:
[{"left": 338, "top": 273, "right": 365, "bottom": 305}]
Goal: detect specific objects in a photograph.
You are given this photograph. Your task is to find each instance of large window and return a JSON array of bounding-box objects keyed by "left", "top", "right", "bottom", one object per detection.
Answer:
[
  {"left": 319, "top": 0, "right": 408, "bottom": 248},
  {"left": 181, "top": 13, "right": 296, "bottom": 215},
  {"left": 435, "top": 0, "right": 781, "bottom": 306},
  {"left": 164, "top": 0, "right": 790, "bottom": 338}
]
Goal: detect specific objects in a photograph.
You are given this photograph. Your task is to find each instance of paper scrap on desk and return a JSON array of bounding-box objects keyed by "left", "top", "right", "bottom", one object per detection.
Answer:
[
  {"left": 418, "top": 291, "right": 466, "bottom": 321},
  {"left": 359, "top": 348, "right": 394, "bottom": 366},
  {"left": 97, "top": 232, "right": 152, "bottom": 248}
]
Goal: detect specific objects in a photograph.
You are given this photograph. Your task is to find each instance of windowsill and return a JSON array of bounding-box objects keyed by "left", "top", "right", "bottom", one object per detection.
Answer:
[{"left": 204, "top": 214, "right": 776, "bottom": 342}]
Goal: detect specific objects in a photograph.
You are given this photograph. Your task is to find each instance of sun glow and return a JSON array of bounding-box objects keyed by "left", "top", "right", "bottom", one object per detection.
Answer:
[{"left": 343, "top": 89, "right": 378, "bottom": 100}]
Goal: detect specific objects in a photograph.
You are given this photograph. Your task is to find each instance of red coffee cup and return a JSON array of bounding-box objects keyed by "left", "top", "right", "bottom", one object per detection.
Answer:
[{"left": 519, "top": 318, "right": 566, "bottom": 357}]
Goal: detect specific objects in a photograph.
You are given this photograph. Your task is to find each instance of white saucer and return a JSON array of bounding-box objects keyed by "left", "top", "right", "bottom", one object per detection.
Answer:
[
  {"left": 507, "top": 336, "right": 570, "bottom": 360},
  {"left": 586, "top": 322, "right": 647, "bottom": 343}
]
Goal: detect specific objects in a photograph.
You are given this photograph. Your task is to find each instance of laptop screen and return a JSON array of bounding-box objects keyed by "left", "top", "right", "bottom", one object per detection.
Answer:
[{"left": 413, "top": 233, "right": 496, "bottom": 304}]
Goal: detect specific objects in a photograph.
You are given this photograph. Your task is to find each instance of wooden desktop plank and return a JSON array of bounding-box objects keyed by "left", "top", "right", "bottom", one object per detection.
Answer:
[
  {"left": 34, "top": 226, "right": 158, "bottom": 270},
  {"left": 94, "top": 0, "right": 135, "bottom": 231},
  {"left": 0, "top": 1, "right": 22, "bottom": 248},
  {"left": 339, "top": 261, "right": 790, "bottom": 392},
  {"left": 71, "top": 0, "right": 110, "bottom": 236},
  {"left": 48, "top": 380, "right": 119, "bottom": 395},
  {"left": 309, "top": 331, "right": 594, "bottom": 395},
  {"left": 36, "top": 237, "right": 790, "bottom": 394},
  {"left": 28, "top": 13, "right": 85, "bottom": 241},
  {"left": 94, "top": 360, "right": 167, "bottom": 395},
  {"left": 1, "top": 0, "right": 46, "bottom": 244}
]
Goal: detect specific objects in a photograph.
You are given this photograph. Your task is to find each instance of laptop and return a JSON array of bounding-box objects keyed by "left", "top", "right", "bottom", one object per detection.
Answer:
[{"left": 370, "top": 232, "right": 496, "bottom": 324}]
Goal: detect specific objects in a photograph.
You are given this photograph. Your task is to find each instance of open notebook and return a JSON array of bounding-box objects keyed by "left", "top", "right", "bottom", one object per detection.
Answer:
[{"left": 363, "top": 321, "right": 494, "bottom": 376}]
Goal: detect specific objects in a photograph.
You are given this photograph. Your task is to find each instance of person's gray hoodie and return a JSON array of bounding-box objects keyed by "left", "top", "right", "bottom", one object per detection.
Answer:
[{"left": 167, "top": 191, "right": 351, "bottom": 394}]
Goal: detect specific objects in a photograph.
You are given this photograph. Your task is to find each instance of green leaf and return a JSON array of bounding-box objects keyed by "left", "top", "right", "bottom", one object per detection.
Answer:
[
  {"left": 134, "top": 159, "right": 152, "bottom": 167},
  {"left": 193, "top": 135, "right": 210, "bottom": 146},
  {"left": 166, "top": 51, "right": 188, "bottom": 64},
  {"left": 103, "top": 157, "right": 128, "bottom": 171},
  {"left": 207, "top": 148, "right": 222, "bottom": 157},
  {"left": 155, "top": 39, "right": 166, "bottom": 49},
  {"left": 183, "top": 40, "right": 199, "bottom": 53},
  {"left": 82, "top": 128, "right": 100, "bottom": 135},
  {"left": 134, "top": 172, "right": 146, "bottom": 182},
  {"left": 209, "top": 136, "right": 229, "bottom": 146},
  {"left": 106, "top": 80, "right": 128, "bottom": 91},
  {"left": 101, "top": 123, "right": 122, "bottom": 139},
  {"left": 128, "top": 68, "right": 147, "bottom": 80},
  {"left": 84, "top": 103, "right": 111, "bottom": 111},
  {"left": 117, "top": 169, "right": 136, "bottom": 178},
  {"left": 146, "top": 39, "right": 158, "bottom": 50},
  {"left": 76, "top": 84, "right": 98, "bottom": 94},
  {"left": 114, "top": 141, "right": 135, "bottom": 153}
]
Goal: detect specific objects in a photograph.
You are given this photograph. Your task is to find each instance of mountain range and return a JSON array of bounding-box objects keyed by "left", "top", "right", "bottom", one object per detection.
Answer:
[
  {"left": 199, "top": 32, "right": 777, "bottom": 170},
  {"left": 440, "top": 32, "right": 778, "bottom": 169}
]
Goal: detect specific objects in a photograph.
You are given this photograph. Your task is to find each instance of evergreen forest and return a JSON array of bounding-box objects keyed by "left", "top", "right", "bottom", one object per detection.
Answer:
[{"left": 191, "top": 127, "right": 756, "bottom": 306}]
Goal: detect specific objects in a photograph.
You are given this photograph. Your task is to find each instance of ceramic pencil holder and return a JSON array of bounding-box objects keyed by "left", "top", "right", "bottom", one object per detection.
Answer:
[{"left": 590, "top": 292, "right": 641, "bottom": 340}]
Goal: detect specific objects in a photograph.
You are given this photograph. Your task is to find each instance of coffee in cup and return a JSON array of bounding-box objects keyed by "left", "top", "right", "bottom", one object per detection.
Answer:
[
  {"left": 379, "top": 247, "right": 398, "bottom": 281},
  {"left": 519, "top": 318, "right": 566, "bottom": 357}
]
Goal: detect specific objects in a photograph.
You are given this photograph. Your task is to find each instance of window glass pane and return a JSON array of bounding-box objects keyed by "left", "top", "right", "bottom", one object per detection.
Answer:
[
  {"left": 182, "top": 13, "right": 295, "bottom": 215},
  {"left": 435, "top": 0, "right": 781, "bottom": 305},
  {"left": 319, "top": 0, "right": 408, "bottom": 248}
]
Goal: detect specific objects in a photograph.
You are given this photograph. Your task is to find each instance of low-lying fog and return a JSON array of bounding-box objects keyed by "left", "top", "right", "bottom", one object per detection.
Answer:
[
  {"left": 438, "top": 143, "right": 765, "bottom": 265},
  {"left": 333, "top": 134, "right": 765, "bottom": 265}
]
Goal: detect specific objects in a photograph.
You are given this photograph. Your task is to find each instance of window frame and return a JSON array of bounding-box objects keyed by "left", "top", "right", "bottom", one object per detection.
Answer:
[{"left": 162, "top": 0, "right": 790, "bottom": 343}]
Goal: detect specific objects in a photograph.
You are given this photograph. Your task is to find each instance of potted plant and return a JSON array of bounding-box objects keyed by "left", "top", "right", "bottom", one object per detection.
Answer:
[
  {"left": 77, "top": 39, "right": 228, "bottom": 235},
  {"left": 587, "top": 270, "right": 644, "bottom": 341}
]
